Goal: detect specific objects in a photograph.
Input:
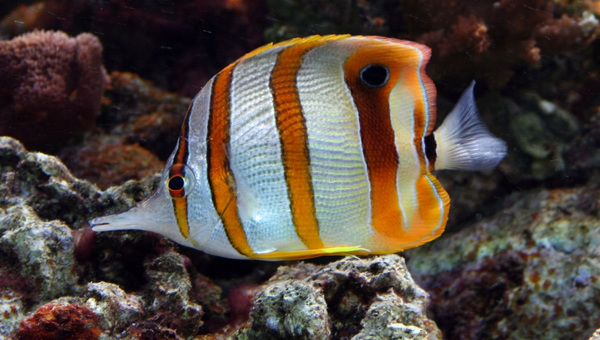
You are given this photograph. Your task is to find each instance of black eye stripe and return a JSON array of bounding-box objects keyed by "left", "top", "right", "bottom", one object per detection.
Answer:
[{"left": 360, "top": 64, "right": 389, "bottom": 88}]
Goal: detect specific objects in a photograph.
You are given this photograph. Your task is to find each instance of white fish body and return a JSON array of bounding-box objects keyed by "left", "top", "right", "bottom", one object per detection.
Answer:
[{"left": 91, "top": 35, "right": 506, "bottom": 260}]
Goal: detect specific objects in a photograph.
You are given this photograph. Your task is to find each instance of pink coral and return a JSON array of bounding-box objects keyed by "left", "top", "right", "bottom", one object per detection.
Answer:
[
  {"left": 0, "top": 1, "right": 267, "bottom": 97},
  {"left": 0, "top": 30, "right": 108, "bottom": 151}
]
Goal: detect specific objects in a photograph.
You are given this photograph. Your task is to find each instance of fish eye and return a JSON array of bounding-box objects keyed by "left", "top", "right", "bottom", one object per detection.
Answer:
[
  {"left": 166, "top": 163, "right": 196, "bottom": 198},
  {"left": 360, "top": 64, "right": 389, "bottom": 88},
  {"left": 168, "top": 176, "right": 185, "bottom": 191}
]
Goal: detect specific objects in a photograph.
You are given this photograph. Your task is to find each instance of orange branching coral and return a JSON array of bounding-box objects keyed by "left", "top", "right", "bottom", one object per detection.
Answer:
[
  {"left": 15, "top": 302, "right": 101, "bottom": 340},
  {"left": 535, "top": 13, "right": 599, "bottom": 53},
  {"left": 0, "top": 30, "right": 108, "bottom": 152},
  {"left": 439, "top": 15, "right": 491, "bottom": 56},
  {"left": 401, "top": 0, "right": 598, "bottom": 88},
  {"left": 264, "top": 0, "right": 597, "bottom": 89}
]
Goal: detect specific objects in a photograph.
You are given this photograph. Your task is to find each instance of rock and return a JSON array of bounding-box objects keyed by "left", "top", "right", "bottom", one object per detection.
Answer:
[
  {"left": 0, "top": 292, "right": 26, "bottom": 337},
  {"left": 1, "top": 136, "right": 102, "bottom": 228},
  {"left": 0, "top": 135, "right": 159, "bottom": 228},
  {"left": 354, "top": 290, "right": 433, "bottom": 340},
  {"left": 0, "top": 205, "right": 79, "bottom": 300},
  {"left": 236, "top": 255, "right": 441, "bottom": 340},
  {"left": 407, "top": 183, "right": 600, "bottom": 339},
  {"left": 245, "top": 280, "right": 330, "bottom": 340},
  {"left": 83, "top": 282, "right": 144, "bottom": 334},
  {"left": 143, "top": 251, "right": 204, "bottom": 338},
  {"left": 0, "top": 136, "right": 158, "bottom": 335}
]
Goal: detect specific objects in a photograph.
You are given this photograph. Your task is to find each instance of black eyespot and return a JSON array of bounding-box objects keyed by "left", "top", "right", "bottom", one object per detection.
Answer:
[
  {"left": 360, "top": 64, "right": 389, "bottom": 88},
  {"left": 168, "top": 176, "right": 185, "bottom": 191}
]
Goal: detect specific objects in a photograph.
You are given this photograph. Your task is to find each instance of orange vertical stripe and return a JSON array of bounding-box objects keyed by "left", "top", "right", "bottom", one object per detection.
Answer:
[
  {"left": 342, "top": 37, "right": 434, "bottom": 242},
  {"left": 207, "top": 64, "right": 255, "bottom": 258},
  {"left": 170, "top": 103, "right": 193, "bottom": 238},
  {"left": 174, "top": 103, "right": 192, "bottom": 164},
  {"left": 172, "top": 199, "right": 189, "bottom": 238},
  {"left": 344, "top": 50, "right": 404, "bottom": 240},
  {"left": 270, "top": 40, "right": 328, "bottom": 250}
]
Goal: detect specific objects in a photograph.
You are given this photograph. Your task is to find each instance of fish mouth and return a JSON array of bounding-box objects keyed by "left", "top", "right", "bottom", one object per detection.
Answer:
[{"left": 89, "top": 210, "right": 141, "bottom": 232}]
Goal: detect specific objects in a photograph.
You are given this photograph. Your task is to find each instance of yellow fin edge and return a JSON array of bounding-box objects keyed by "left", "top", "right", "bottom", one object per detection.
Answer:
[
  {"left": 250, "top": 245, "right": 370, "bottom": 261},
  {"left": 240, "top": 34, "right": 352, "bottom": 60}
]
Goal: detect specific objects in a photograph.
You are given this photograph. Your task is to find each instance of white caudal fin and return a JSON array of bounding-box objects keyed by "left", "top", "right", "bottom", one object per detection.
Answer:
[{"left": 434, "top": 81, "right": 507, "bottom": 171}]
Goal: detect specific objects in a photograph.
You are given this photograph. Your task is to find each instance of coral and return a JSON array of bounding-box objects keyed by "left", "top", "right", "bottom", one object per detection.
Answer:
[
  {"left": 406, "top": 0, "right": 598, "bottom": 88},
  {"left": 0, "top": 1, "right": 268, "bottom": 97},
  {"left": 0, "top": 30, "right": 108, "bottom": 152},
  {"left": 15, "top": 302, "right": 101, "bottom": 340},
  {"left": 264, "top": 0, "right": 389, "bottom": 42},
  {"left": 265, "top": 0, "right": 598, "bottom": 89},
  {"left": 236, "top": 255, "right": 441, "bottom": 339},
  {"left": 61, "top": 140, "right": 164, "bottom": 190},
  {"left": 535, "top": 12, "right": 599, "bottom": 53},
  {"left": 59, "top": 71, "right": 190, "bottom": 188},
  {"left": 406, "top": 182, "right": 600, "bottom": 339}
]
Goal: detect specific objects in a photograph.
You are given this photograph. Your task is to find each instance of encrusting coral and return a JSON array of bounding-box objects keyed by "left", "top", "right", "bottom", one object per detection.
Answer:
[
  {"left": 0, "top": 30, "right": 108, "bottom": 152},
  {"left": 15, "top": 302, "right": 101, "bottom": 340}
]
